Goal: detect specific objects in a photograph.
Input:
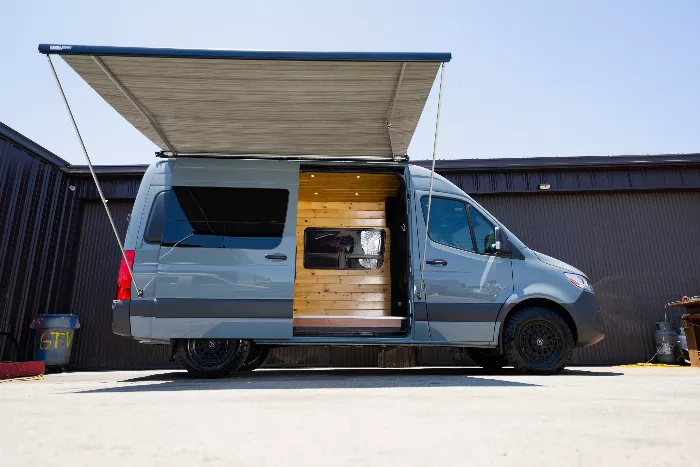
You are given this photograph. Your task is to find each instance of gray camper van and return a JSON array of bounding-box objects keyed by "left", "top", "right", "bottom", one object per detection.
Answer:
[{"left": 40, "top": 44, "right": 604, "bottom": 377}]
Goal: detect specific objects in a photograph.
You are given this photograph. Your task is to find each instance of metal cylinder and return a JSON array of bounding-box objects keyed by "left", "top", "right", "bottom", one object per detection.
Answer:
[
  {"left": 655, "top": 322, "right": 679, "bottom": 363},
  {"left": 30, "top": 314, "right": 80, "bottom": 367}
]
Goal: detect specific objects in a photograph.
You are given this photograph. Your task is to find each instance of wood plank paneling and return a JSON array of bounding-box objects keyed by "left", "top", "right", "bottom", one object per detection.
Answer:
[{"left": 293, "top": 172, "right": 400, "bottom": 328}]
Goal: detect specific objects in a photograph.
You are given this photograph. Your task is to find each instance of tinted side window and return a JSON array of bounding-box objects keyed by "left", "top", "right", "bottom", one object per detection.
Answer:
[
  {"left": 143, "top": 191, "right": 169, "bottom": 244},
  {"left": 469, "top": 207, "right": 497, "bottom": 254},
  {"left": 161, "top": 187, "right": 289, "bottom": 249},
  {"left": 420, "top": 197, "right": 473, "bottom": 251},
  {"left": 304, "top": 229, "right": 385, "bottom": 270}
]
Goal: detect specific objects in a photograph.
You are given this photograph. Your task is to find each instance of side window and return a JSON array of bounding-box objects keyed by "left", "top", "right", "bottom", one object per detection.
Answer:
[
  {"left": 161, "top": 186, "right": 289, "bottom": 249},
  {"left": 420, "top": 197, "right": 473, "bottom": 251},
  {"left": 143, "top": 191, "right": 169, "bottom": 244},
  {"left": 469, "top": 207, "right": 497, "bottom": 255},
  {"left": 304, "top": 229, "right": 385, "bottom": 270}
]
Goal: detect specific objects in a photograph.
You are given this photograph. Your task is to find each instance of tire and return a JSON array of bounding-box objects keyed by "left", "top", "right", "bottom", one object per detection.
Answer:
[
  {"left": 239, "top": 345, "right": 270, "bottom": 371},
  {"left": 503, "top": 307, "right": 574, "bottom": 375},
  {"left": 466, "top": 348, "right": 508, "bottom": 369},
  {"left": 177, "top": 338, "right": 251, "bottom": 379}
]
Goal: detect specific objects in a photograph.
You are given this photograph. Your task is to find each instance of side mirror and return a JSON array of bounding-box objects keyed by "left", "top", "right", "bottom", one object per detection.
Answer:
[{"left": 494, "top": 226, "right": 511, "bottom": 256}]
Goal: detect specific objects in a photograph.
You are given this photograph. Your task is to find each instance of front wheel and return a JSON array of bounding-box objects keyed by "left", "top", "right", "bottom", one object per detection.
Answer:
[
  {"left": 503, "top": 307, "right": 574, "bottom": 375},
  {"left": 466, "top": 348, "right": 508, "bottom": 369},
  {"left": 177, "top": 339, "right": 251, "bottom": 378}
]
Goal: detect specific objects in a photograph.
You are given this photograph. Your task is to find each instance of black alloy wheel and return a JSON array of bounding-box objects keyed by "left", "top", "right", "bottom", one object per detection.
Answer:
[
  {"left": 503, "top": 307, "right": 573, "bottom": 375},
  {"left": 177, "top": 338, "right": 251, "bottom": 378}
]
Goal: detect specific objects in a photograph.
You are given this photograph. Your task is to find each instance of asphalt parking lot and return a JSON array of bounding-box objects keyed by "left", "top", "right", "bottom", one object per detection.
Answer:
[{"left": 1, "top": 366, "right": 699, "bottom": 466}]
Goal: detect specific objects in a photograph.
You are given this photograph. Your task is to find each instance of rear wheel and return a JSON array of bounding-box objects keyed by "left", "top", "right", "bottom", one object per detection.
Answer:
[
  {"left": 466, "top": 348, "right": 508, "bottom": 369},
  {"left": 239, "top": 345, "right": 270, "bottom": 371},
  {"left": 177, "top": 338, "right": 251, "bottom": 378},
  {"left": 503, "top": 307, "right": 573, "bottom": 375}
]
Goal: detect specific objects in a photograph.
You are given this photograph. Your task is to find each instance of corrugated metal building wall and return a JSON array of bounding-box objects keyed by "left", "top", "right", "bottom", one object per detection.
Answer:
[
  {"left": 0, "top": 124, "right": 79, "bottom": 362},
  {"left": 2, "top": 121, "right": 699, "bottom": 367},
  {"left": 470, "top": 191, "right": 700, "bottom": 364}
]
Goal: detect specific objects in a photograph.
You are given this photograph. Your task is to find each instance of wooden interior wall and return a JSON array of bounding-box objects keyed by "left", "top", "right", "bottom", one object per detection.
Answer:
[{"left": 294, "top": 172, "right": 400, "bottom": 327}]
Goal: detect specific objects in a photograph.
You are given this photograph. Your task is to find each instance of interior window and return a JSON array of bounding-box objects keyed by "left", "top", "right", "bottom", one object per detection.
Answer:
[
  {"left": 469, "top": 207, "right": 497, "bottom": 254},
  {"left": 143, "top": 191, "right": 169, "bottom": 244},
  {"left": 304, "top": 229, "right": 385, "bottom": 270},
  {"left": 161, "top": 186, "right": 289, "bottom": 249},
  {"left": 420, "top": 197, "right": 473, "bottom": 251}
]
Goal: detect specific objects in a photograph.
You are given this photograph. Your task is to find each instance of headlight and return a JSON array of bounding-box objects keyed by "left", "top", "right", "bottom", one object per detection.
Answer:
[{"left": 564, "top": 273, "right": 592, "bottom": 292}]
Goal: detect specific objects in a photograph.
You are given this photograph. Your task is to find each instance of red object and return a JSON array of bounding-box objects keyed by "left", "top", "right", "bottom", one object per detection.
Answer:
[
  {"left": 116, "top": 250, "right": 135, "bottom": 300},
  {"left": 0, "top": 361, "right": 45, "bottom": 379}
]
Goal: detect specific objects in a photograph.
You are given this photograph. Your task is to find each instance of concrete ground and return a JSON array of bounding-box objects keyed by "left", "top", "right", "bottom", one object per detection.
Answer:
[{"left": 1, "top": 366, "right": 699, "bottom": 466}]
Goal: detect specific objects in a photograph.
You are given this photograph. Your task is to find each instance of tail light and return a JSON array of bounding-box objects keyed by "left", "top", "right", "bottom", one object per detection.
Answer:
[{"left": 116, "top": 250, "right": 136, "bottom": 300}]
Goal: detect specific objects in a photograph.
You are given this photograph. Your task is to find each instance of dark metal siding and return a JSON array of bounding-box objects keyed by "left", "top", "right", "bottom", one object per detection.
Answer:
[
  {"left": 68, "top": 201, "right": 171, "bottom": 370},
  {"left": 440, "top": 166, "right": 700, "bottom": 194},
  {"left": 0, "top": 137, "right": 78, "bottom": 361},
  {"left": 470, "top": 191, "right": 700, "bottom": 364}
]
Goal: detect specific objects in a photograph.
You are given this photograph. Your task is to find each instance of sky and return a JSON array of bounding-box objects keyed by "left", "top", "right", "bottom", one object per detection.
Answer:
[{"left": 1, "top": 0, "right": 699, "bottom": 165}]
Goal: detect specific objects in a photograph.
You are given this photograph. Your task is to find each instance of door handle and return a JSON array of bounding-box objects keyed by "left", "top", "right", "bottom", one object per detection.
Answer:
[
  {"left": 265, "top": 253, "right": 287, "bottom": 261},
  {"left": 426, "top": 259, "right": 447, "bottom": 266}
]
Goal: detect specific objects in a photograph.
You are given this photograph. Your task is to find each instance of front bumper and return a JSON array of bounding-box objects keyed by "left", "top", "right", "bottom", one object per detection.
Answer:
[
  {"left": 111, "top": 300, "right": 131, "bottom": 337},
  {"left": 568, "top": 291, "right": 605, "bottom": 347}
]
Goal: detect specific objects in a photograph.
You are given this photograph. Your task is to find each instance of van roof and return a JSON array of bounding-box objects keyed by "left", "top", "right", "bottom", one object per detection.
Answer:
[{"left": 39, "top": 44, "right": 450, "bottom": 161}]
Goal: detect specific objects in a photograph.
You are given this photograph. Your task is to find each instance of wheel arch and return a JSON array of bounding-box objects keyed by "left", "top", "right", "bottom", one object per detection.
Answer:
[{"left": 499, "top": 297, "right": 578, "bottom": 346}]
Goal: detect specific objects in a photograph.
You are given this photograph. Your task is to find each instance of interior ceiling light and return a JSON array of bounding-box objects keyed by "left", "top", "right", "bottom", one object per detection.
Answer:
[
  {"left": 310, "top": 174, "right": 314, "bottom": 177},
  {"left": 355, "top": 193, "right": 359, "bottom": 196},
  {"left": 314, "top": 192, "right": 318, "bottom": 195}
]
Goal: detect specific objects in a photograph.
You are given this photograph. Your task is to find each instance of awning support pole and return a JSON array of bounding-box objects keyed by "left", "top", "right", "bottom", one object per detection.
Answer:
[
  {"left": 46, "top": 55, "right": 142, "bottom": 297},
  {"left": 386, "top": 62, "right": 407, "bottom": 161},
  {"left": 417, "top": 62, "right": 445, "bottom": 301},
  {"left": 90, "top": 56, "right": 178, "bottom": 155}
]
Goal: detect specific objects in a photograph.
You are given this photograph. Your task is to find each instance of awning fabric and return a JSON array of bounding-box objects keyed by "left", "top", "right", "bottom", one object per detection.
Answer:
[{"left": 39, "top": 44, "right": 450, "bottom": 160}]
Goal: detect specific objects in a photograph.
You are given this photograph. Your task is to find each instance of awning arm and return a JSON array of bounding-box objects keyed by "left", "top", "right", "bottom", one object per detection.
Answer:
[
  {"left": 90, "top": 56, "right": 178, "bottom": 155},
  {"left": 46, "top": 55, "right": 143, "bottom": 297},
  {"left": 386, "top": 62, "right": 407, "bottom": 161},
  {"left": 417, "top": 62, "right": 446, "bottom": 301}
]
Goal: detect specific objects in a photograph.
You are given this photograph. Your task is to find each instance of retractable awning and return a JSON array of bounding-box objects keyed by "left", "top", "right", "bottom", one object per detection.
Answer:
[{"left": 39, "top": 44, "right": 450, "bottom": 160}]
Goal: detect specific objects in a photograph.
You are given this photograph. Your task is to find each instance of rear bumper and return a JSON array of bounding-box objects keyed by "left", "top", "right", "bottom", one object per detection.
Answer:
[
  {"left": 111, "top": 300, "right": 131, "bottom": 337},
  {"left": 568, "top": 291, "right": 605, "bottom": 347}
]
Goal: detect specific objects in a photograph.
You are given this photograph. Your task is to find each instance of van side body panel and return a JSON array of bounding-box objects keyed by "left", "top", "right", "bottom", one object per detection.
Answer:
[
  {"left": 128, "top": 159, "right": 299, "bottom": 340},
  {"left": 408, "top": 166, "right": 512, "bottom": 344}
]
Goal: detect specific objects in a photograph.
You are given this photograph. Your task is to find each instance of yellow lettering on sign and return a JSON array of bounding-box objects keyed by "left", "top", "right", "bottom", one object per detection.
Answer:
[
  {"left": 39, "top": 332, "right": 52, "bottom": 350},
  {"left": 65, "top": 331, "right": 73, "bottom": 348},
  {"left": 50, "top": 331, "right": 62, "bottom": 349}
]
